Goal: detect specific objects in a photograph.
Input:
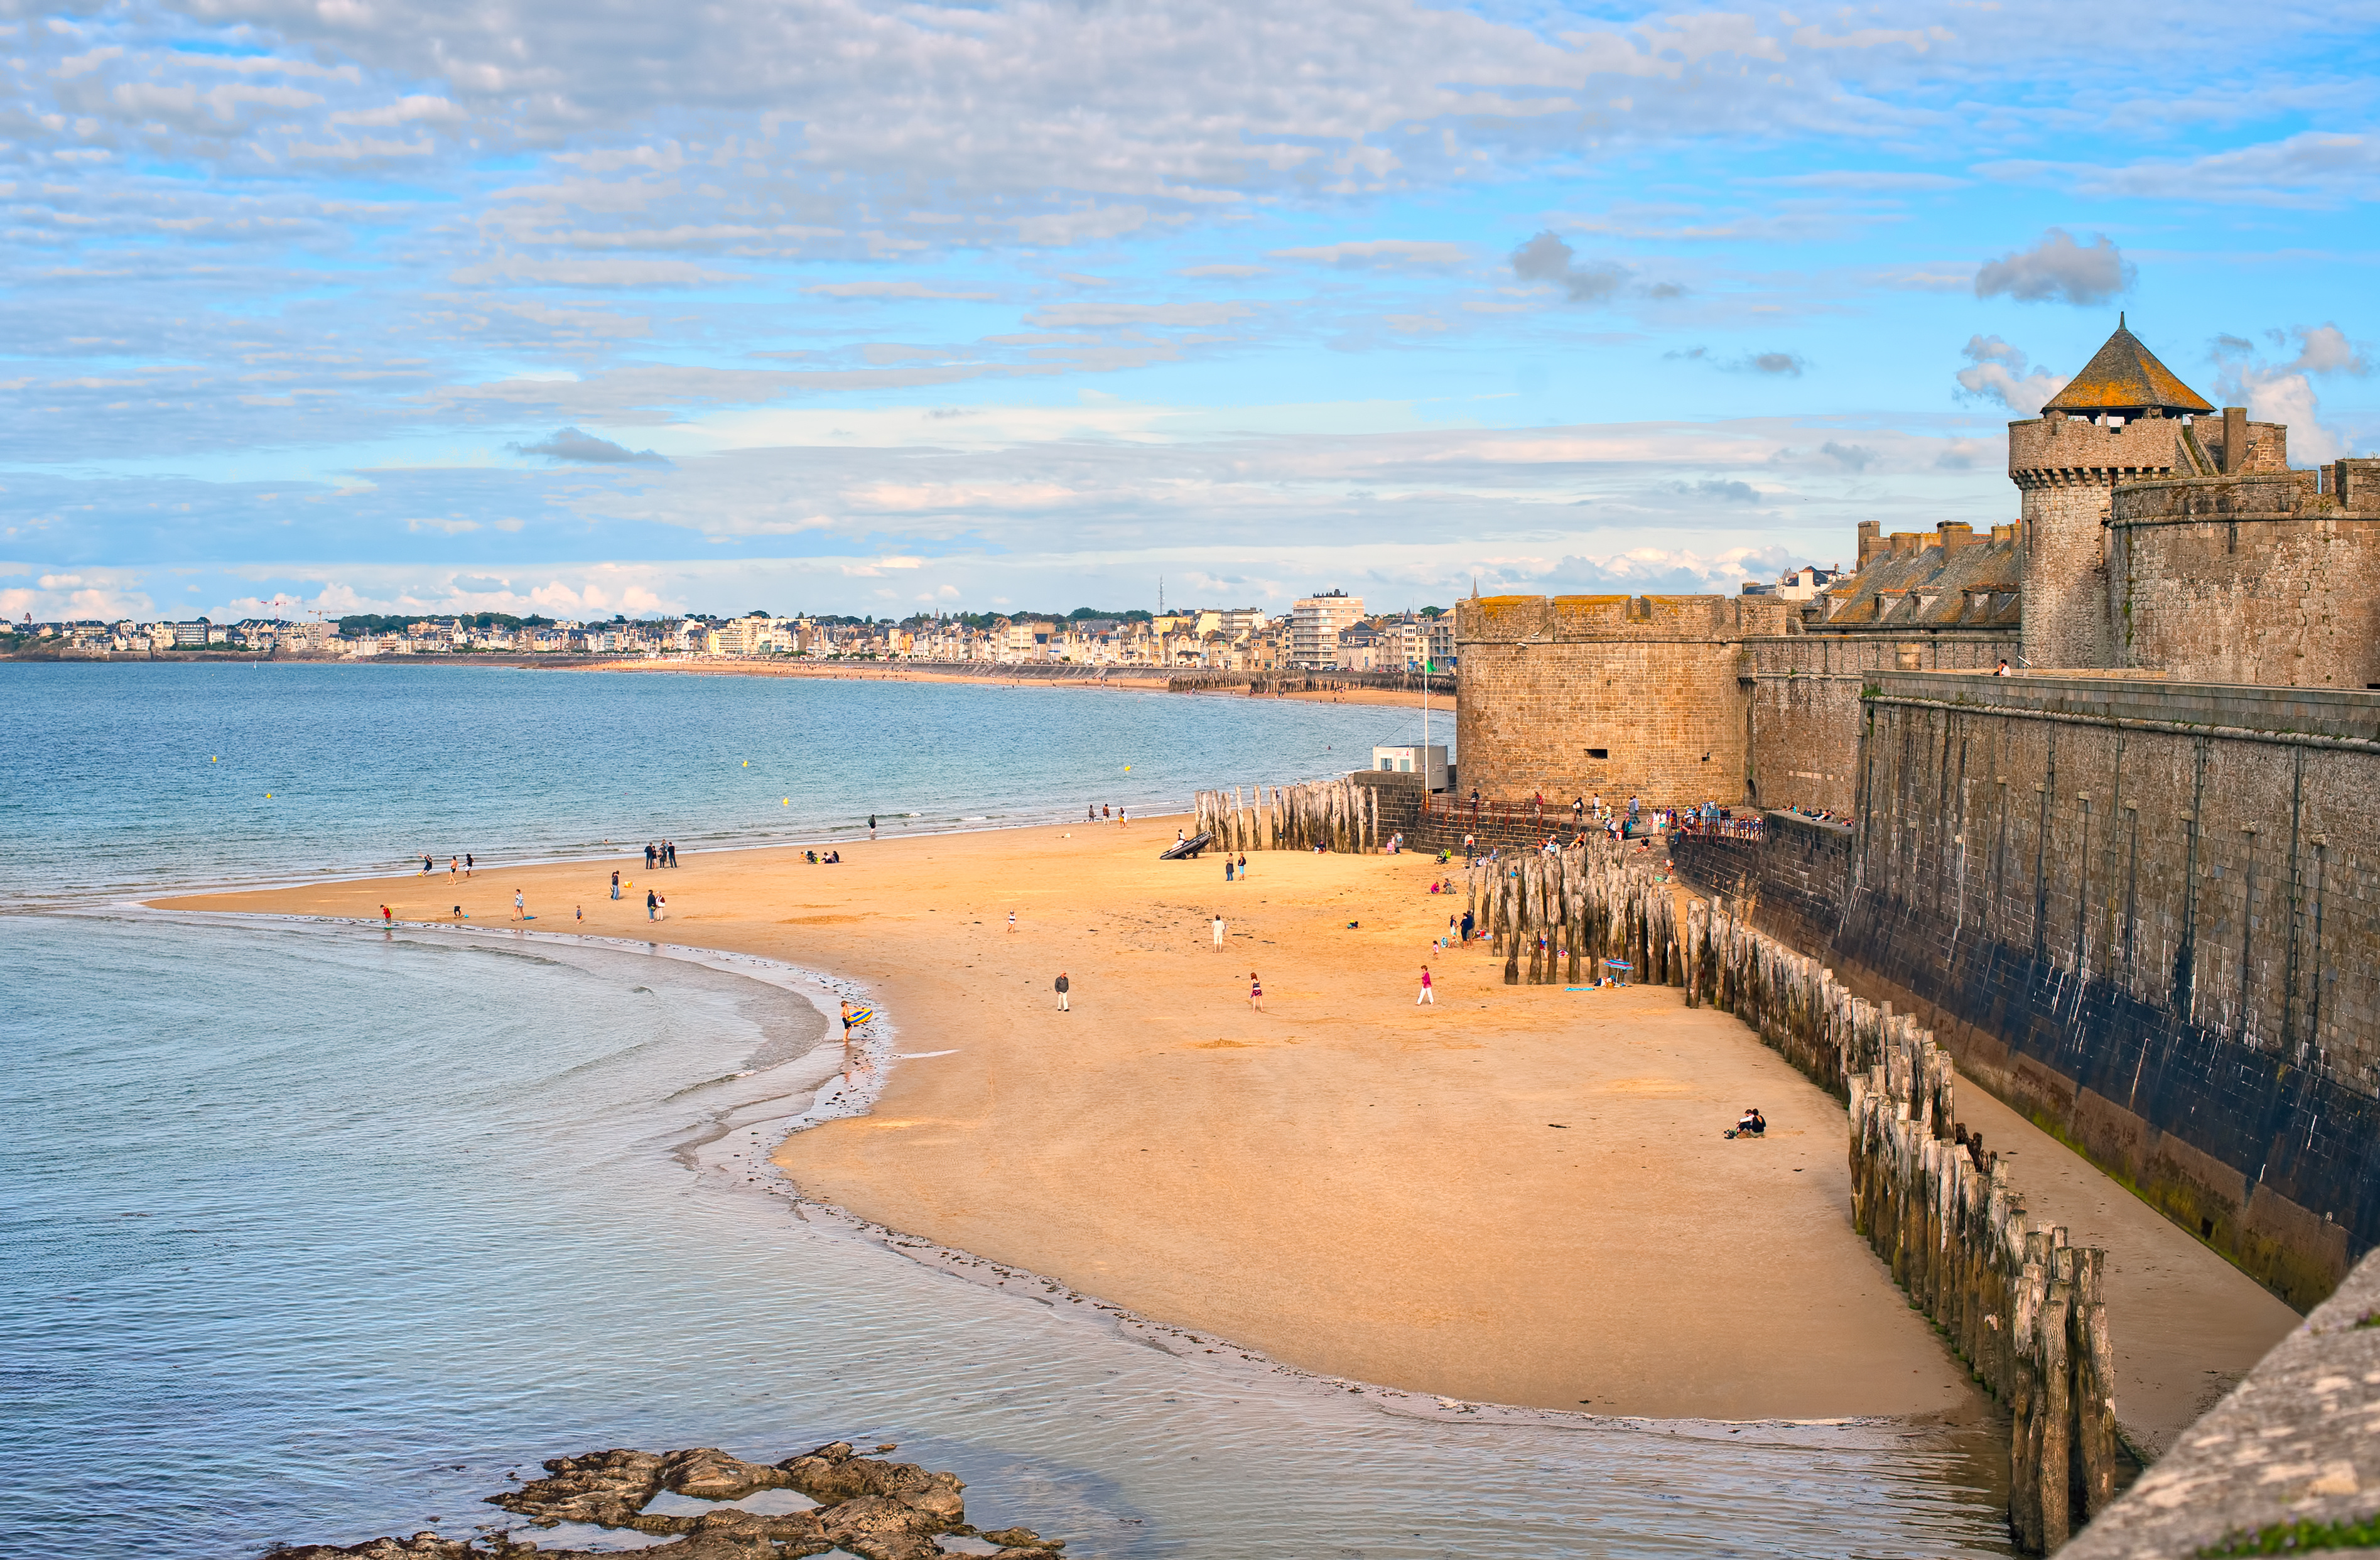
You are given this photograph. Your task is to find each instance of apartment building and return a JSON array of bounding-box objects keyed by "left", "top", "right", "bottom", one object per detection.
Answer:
[{"left": 1290, "top": 591, "right": 1364, "bottom": 668}]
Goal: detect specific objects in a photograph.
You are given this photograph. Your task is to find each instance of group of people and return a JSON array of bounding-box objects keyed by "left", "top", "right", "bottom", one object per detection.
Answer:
[
  {"left": 645, "top": 840, "right": 679, "bottom": 870},
  {"left": 1086, "top": 803, "right": 1131, "bottom": 826},
  {"left": 419, "top": 852, "right": 476, "bottom": 877}
]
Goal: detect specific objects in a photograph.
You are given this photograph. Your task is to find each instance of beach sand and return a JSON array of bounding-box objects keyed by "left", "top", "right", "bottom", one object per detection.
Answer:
[{"left": 160, "top": 820, "right": 2288, "bottom": 1433}]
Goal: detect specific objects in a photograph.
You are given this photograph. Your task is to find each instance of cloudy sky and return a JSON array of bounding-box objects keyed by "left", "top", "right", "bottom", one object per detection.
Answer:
[{"left": 6, "top": 0, "right": 2376, "bottom": 624}]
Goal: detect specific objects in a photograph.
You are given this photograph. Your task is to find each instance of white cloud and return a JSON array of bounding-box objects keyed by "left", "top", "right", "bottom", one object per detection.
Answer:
[
  {"left": 1972, "top": 229, "right": 2132, "bottom": 306},
  {"left": 1269, "top": 240, "right": 1470, "bottom": 271},
  {"left": 2213, "top": 325, "right": 2373, "bottom": 463},
  {"left": 1954, "top": 334, "right": 2067, "bottom": 414}
]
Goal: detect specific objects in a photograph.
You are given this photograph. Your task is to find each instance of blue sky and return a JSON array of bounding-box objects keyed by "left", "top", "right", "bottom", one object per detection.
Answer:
[{"left": 4, "top": 0, "right": 2376, "bottom": 622}]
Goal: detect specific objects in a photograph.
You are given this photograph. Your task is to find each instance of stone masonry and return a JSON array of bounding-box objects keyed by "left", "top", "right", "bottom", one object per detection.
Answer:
[
  {"left": 2112, "top": 459, "right": 2380, "bottom": 687},
  {"left": 1452, "top": 593, "right": 1780, "bottom": 809}
]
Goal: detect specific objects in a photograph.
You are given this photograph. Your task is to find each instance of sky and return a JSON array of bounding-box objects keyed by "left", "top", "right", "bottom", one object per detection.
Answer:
[{"left": 4, "top": 0, "right": 2377, "bottom": 625}]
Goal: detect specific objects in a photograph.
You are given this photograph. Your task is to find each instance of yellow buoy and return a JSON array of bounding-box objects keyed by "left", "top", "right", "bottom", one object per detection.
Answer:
[
  {"left": 211, "top": 756, "right": 218, "bottom": 762},
  {"left": 782, "top": 798, "right": 789, "bottom": 805}
]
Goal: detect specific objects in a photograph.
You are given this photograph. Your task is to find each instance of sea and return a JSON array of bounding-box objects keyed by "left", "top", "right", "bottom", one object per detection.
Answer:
[{"left": 0, "top": 662, "right": 2014, "bottom": 1558}]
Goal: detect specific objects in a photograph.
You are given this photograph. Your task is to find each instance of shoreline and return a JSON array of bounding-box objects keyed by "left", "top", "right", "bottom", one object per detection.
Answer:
[
  {"left": 140, "top": 809, "right": 2298, "bottom": 1448},
  {"left": 156, "top": 820, "right": 1995, "bottom": 1424},
  {"left": 110, "top": 904, "right": 1969, "bottom": 1441},
  {"left": 563, "top": 657, "right": 1444, "bottom": 709},
  {"left": 1, "top": 654, "right": 1444, "bottom": 710}
]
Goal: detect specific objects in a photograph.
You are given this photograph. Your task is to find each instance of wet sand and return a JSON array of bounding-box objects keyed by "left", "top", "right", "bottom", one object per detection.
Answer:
[{"left": 160, "top": 821, "right": 2278, "bottom": 1429}]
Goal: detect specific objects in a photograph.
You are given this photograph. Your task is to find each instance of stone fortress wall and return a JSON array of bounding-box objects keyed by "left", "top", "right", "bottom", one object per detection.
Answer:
[
  {"left": 2111, "top": 458, "right": 2380, "bottom": 687},
  {"left": 1451, "top": 593, "right": 1787, "bottom": 806},
  {"left": 1837, "top": 673, "right": 2380, "bottom": 1307},
  {"left": 1453, "top": 320, "right": 2380, "bottom": 1307}
]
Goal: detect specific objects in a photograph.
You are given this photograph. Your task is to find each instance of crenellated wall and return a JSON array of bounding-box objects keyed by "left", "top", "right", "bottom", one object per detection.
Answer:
[
  {"left": 1452, "top": 594, "right": 1784, "bottom": 808},
  {"left": 2110, "top": 461, "right": 2380, "bottom": 687}
]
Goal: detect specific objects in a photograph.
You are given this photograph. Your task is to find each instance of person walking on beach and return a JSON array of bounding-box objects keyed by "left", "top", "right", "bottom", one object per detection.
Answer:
[
  {"left": 1007, "top": 910, "right": 1017, "bottom": 934},
  {"left": 611, "top": 869, "right": 621, "bottom": 901},
  {"left": 465, "top": 853, "right": 474, "bottom": 875},
  {"left": 647, "top": 888, "right": 657, "bottom": 921},
  {"left": 1212, "top": 913, "right": 1226, "bottom": 950},
  {"left": 380, "top": 904, "right": 392, "bottom": 928},
  {"left": 1224, "top": 858, "right": 1234, "bottom": 882},
  {"left": 448, "top": 857, "right": 459, "bottom": 881},
  {"left": 512, "top": 890, "right": 526, "bottom": 921},
  {"left": 575, "top": 904, "right": 583, "bottom": 923},
  {"left": 1248, "top": 971, "right": 1264, "bottom": 1011},
  {"left": 868, "top": 814, "right": 878, "bottom": 841},
  {"left": 1054, "top": 971, "right": 1070, "bottom": 1011},
  {"left": 1417, "top": 967, "right": 1434, "bottom": 1004}
]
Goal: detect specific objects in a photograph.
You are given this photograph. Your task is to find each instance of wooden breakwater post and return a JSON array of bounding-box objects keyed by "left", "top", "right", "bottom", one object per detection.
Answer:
[
  {"left": 1185, "top": 796, "right": 2118, "bottom": 1549},
  {"left": 1194, "top": 776, "right": 1379, "bottom": 855},
  {"left": 1679, "top": 894, "right": 2121, "bottom": 1552}
]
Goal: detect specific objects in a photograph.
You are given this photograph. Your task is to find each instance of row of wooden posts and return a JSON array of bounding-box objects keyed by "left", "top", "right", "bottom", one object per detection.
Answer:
[
  {"left": 1193, "top": 798, "right": 2118, "bottom": 1554},
  {"left": 1463, "top": 841, "right": 1681, "bottom": 986},
  {"left": 1688, "top": 895, "right": 2121, "bottom": 1552},
  {"left": 1193, "top": 779, "right": 1381, "bottom": 855}
]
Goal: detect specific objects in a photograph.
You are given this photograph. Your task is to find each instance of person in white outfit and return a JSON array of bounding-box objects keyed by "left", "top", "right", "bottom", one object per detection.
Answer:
[{"left": 1212, "top": 914, "right": 1226, "bottom": 950}]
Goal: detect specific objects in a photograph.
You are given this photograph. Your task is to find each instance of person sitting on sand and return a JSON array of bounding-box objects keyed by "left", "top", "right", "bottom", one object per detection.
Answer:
[{"left": 1731, "top": 1107, "right": 1766, "bottom": 1137}]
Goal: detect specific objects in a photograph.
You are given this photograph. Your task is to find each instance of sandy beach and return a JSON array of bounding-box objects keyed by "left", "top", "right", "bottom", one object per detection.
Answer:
[{"left": 161, "top": 819, "right": 2294, "bottom": 1436}]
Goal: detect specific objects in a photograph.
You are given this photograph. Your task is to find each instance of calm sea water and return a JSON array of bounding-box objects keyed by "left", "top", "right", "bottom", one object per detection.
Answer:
[
  {"left": 1, "top": 661, "right": 1434, "bottom": 904},
  {"left": 0, "top": 665, "right": 2013, "bottom": 1558}
]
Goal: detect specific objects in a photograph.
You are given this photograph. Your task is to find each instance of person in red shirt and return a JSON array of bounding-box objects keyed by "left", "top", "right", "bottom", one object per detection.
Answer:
[{"left": 1416, "top": 967, "right": 1434, "bottom": 1005}]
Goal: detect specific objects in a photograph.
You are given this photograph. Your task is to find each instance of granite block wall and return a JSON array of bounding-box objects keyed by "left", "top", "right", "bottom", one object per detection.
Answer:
[
  {"left": 1838, "top": 673, "right": 2380, "bottom": 1306},
  {"left": 1452, "top": 595, "right": 1761, "bottom": 808},
  {"left": 2111, "top": 469, "right": 2380, "bottom": 687}
]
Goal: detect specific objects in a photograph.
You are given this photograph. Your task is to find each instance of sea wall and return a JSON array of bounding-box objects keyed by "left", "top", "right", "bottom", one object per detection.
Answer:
[
  {"left": 1743, "top": 634, "right": 2015, "bottom": 815},
  {"left": 1682, "top": 671, "right": 2380, "bottom": 1309}
]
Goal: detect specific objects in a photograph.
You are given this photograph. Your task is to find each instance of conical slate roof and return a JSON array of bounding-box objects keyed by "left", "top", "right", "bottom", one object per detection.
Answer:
[{"left": 2041, "top": 315, "right": 2214, "bottom": 415}]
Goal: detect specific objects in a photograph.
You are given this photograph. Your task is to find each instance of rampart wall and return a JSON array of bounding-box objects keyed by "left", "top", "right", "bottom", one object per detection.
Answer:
[
  {"left": 1452, "top": 594, "right": 1783, "bottom": 808},
  {"left": 2110, "top": 463, "right": 2380, "bottom": 688},
  {"left": 1743, "top": 632, "right": 2014, "bottom": 815},
  {"left": 1680, "top": 670, "right": 2380, "bottom": 1308}
]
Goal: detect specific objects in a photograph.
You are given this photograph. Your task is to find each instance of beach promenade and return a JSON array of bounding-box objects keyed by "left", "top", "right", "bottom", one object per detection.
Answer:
[{"left": 166, "top": 821, "right": 2292, "bottom": 1436}]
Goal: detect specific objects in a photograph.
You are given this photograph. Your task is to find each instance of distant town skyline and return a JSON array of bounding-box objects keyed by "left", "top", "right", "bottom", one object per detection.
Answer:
[{"left": 3, "top": 0, "right": 2374, "bottom": 624}]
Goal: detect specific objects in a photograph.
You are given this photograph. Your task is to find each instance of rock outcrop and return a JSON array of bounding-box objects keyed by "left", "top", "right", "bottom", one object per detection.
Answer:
[{"left": 264, "top": 1441, "right": 1065, "bottom": 1560}]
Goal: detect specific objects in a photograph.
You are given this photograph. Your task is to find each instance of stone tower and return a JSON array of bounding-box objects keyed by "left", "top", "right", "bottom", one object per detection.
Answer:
[{"left": 2008, "top": 318, "right": 2213, "bottom": 669}]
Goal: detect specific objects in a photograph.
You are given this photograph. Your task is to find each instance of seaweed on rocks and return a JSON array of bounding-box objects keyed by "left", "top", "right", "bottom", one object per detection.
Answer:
[{"left": 262, "top": 1442, "right": 1066, "bottom": 1560}]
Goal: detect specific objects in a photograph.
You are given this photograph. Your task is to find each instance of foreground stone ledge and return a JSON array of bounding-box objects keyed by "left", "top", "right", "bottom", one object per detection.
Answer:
[
  {"left": 2060, "top": 1252, "right": 2380, "bottom": 1559},
  {"left": 265, "top": 1441, "right": 1064, "bottom": 1560}
]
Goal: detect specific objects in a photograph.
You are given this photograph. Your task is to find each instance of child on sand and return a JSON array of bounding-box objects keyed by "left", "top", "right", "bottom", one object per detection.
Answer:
[
  {"left": 1417, "top": 967, "right": 1434, "bottom": 1004},
  {"left": 1248, "top": 972, "right": 1263, "bottom": 1011}
]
